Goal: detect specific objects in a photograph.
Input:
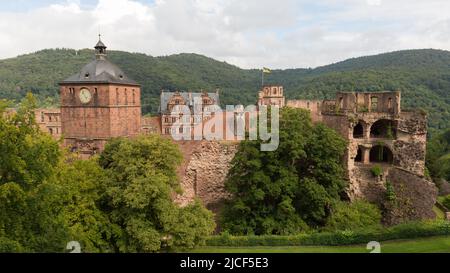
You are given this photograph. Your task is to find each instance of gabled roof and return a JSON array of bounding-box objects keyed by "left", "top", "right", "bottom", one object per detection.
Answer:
[{"left": 159, "top": 92, "right": 220, "bottom": 113}]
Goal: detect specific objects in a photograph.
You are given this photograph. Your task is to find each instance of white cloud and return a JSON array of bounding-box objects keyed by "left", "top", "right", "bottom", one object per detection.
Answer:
[{"left": 0, "top": 0, "right": 449, "bottom": 69}]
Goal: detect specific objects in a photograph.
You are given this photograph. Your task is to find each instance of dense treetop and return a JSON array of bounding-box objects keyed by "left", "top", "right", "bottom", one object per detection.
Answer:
[
  {"left": 0, "top": 48, "right": 449, "bottom": 132},
  {"left": 221, "top": 108, "right": 350, "bottom": 235},
  {"left": 0, "top": 94, "right": 215, "bottom": 252}
]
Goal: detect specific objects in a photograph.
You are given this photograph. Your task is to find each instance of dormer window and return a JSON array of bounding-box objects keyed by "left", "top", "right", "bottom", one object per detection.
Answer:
[
  {"left": 84, "top": 73, "right": 90, "bottom": 78},
  {"left": 119, "top": 75, "right": 124, "bottom": 79}
]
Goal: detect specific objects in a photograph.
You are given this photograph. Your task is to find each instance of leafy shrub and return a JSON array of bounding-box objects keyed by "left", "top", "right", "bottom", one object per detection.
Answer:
[
  {"left": 371, "top": 165, "right": 383, "bottom": 177},
  {"left": 0, "top": 237, "right": 23, "bottom": 253},
  {"left": 442, "top": 195, "right": 450, "bottom": 210},
  {"left": 358, "top": 105, "right": 368, "bottom": 113},
  {"left": 385, "top": 182, "right": 397, "bottom": 202},
  {"left": 324, "top": 201, "right": 382, "bottom": 232},
  {"left": 206, "top": 221, "right": 450, "bottom": 247}
]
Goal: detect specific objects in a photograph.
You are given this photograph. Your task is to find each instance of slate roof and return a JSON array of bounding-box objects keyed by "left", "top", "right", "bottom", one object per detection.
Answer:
[
  {"left": 60, "top": 39, "right": 139, "bottom": 86},
  {"left": 60, "top": 58, "right": 139, "bottom": 86}
]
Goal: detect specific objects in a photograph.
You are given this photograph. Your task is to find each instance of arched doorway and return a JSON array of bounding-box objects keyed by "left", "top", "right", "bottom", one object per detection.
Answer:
[
  {"left": 369, "top": 145, "right": 393, "bottom": 164},
  {"left": 355, "top": 147, "right": 362, "bottom": 163},
  {"left": 370, "top": 119, "right": 396, "bottom": 139},
  {"left": 353, "top": 122, "right": 364, "bottom": 138}
]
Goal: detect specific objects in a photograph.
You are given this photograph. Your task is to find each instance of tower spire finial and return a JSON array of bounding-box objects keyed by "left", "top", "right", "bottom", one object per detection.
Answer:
[{"left": 94, "top": 35, "right": 107, "bottom": 60}]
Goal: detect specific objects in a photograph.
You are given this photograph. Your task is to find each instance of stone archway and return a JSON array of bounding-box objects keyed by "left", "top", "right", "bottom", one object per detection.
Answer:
[
  {"left": 370, "top": 119, "right": 397, "bottom": 139},
  {"left": 369, "top": 145, "right": 394, "bottom": 164}
]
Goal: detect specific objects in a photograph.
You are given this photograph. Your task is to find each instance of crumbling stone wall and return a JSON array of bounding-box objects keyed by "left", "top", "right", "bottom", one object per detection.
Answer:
[
  {"left": 175, "top": 141, "right": 238, "bottom": 212},
  {"left": 322, "top": 115, "right": 351, "bottom": 138},
  {"left": 383, "top": 168, "right": 437, "bottom": 225},
  {"left": 348, "top": 165, "right": 388, "bottom": 203},
  {"left": 397, "top": 111, "right": 427, "bottom": 136},
  {"left": 393, "top": 140, "right": 426, "bottom": 175}
]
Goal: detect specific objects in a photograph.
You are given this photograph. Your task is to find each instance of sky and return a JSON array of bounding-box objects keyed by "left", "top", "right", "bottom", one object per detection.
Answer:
[{"left": 0, "top": 0, "right": 449, "bottom": 69}]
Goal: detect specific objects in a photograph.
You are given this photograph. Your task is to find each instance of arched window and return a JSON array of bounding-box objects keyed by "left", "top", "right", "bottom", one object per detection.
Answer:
[
  {"left": 370, "top": 119, "right": 396, "bottom": 139},
  {"left": 388, "top": 98, "right": 393, "bottom": 110},
  {"left": 371, "top": 96, "right": 378, "bottom": 111},
  {"left": 369, "top": 145, "right": 393, "bottom": 164},
  {"left": 353, "top": 122, "right": 364, "bottom": 138},
  {"left": 132, "top": 90, "right": 136, "bottom": 105}
]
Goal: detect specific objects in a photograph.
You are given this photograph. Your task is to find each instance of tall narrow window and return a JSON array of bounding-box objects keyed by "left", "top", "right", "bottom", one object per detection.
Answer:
[
  {"left": 132, "top": 90, "right": 136, "bottom": 105},
  {"left": 41, "top": 112, "right": 45, "bottom": 123},
  {"left": 116, "top": 88, "right": 119, "bottom": 105},
  {"left": 125, "top": 89, "right": 128, "bottom": 105},
  {"left": 371, "top": 97, "right": 378, "bottom": 111},
  {"left": 388, "top": 98, "right": 393, "bottom": 109}
]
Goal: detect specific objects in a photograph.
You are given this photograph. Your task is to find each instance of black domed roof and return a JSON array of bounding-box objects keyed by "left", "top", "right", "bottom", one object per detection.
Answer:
[
  {"left": 61, "top": 58, "right": 138, "bottom": 85},
  {"left": 60, "top": 38, "right": 139, "bottom": 86}
]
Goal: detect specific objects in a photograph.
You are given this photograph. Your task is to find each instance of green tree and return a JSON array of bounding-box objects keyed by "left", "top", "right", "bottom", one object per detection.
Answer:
[
  {"left": 221, "top": 108, "right": 347, "bottom": 235},
  {"left": 53, "top": 156, "right": 116, "bottom": 253},
  {"left": 0, "top": 94, "right": 68, "bottom": 252},
  {"left": 98, "top": 136, "right": 215, "bottom": 252},
  {"left": 426, "top": 129, "right": 450, "bottom": 181}
]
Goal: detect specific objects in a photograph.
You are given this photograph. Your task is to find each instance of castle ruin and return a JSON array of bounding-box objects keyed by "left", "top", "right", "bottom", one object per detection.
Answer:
[{"left": 27, "top": 40, "right": 436, "bottom": 223}]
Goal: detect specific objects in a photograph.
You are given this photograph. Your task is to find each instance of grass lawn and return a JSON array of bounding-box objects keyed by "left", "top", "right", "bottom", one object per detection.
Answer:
[{"left": 192, "top": 236, "right": 450, "bottom": 253}]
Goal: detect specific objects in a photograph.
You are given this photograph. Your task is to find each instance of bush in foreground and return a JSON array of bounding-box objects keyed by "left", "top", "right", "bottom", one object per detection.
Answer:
[
  {"left": 324, "top": 201, "right": 382, "bottom": 232},
  {"left": 206, "top": 221, "right": 450, "bottom": 247}
]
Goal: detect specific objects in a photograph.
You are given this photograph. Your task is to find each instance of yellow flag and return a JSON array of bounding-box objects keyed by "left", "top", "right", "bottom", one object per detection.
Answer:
[{"left": 263, "top": 67, "right": 272, "bottom": 74}]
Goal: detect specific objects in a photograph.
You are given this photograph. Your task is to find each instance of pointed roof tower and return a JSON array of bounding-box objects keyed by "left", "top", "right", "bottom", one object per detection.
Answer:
[
  {"left": 95, "top": 34, "right": 107, "bottom": 60},
  {"left": 60, "top": 36, "right": 139, "bottom": 86}
]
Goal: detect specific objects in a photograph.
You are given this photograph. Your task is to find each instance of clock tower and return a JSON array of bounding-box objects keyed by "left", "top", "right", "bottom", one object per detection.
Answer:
[{"left": 59, "top": 37, "right": 141, "bottom": 158}]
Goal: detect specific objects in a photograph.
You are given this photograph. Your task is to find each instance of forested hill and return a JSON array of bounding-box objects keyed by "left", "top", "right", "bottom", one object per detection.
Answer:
[{"left": 0, "top": 48, "right": 449, "bottom": 132}]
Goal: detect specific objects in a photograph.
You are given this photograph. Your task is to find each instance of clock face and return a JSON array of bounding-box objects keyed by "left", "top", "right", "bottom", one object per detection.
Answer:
[{"left": 79, "top": 88, "right": 92, "bottom": 104}]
